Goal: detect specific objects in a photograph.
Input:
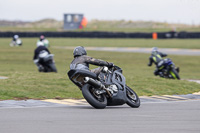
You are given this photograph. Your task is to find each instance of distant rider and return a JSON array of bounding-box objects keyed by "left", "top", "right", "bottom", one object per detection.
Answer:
[
  {"left": 33, "top": 42, "right": 51, "bottom": 72},
  {"left": 38, "top": 35, "right": 49, "bottom": 48},
  {"left": 10, "top": 35, "right": 22, "bottom": 46},
  {"left": 148, "top": 47, "right": 168, "bottom": 77},
  {"left": 70, "top": 46, "right": 114, "bottom": 75}
]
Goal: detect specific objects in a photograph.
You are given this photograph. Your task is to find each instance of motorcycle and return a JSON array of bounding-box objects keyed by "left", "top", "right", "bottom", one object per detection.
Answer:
[
  {"left": 158, "top": 58, "right": 180, "bottom": 80},
  {"left": 36, "top": 51, "right": 57, "bottom": 72},
  {"left": 68, "top": 65, "right": 140, "bottom": 109},
  {"left": 10, "top": 39, "right": 22, "bottom": 47}
]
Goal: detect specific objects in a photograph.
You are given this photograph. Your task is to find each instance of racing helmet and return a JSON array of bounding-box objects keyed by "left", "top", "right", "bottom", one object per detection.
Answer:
[
  {"left": 14, "top": 35, "right": 19, "bottom": 39},
  {"left": 40, "top": 35, "right": 45, "bottom": 41},
  {"left": 151, "top": 47, "right": 158, "bottom": 55},
  {"left": 73, "top": 46, "right": 87, "bottom": 57},
  {"left": 37, "top": 41, "right": 44, "bottom": 47}
]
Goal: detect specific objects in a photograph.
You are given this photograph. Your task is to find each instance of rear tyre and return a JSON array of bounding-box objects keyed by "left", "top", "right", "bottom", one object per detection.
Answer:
[
  {"left": 48, "top": 63, "right": 57, "bottom": 72},
  {"left": 82, "top": 84, "right": 107, "bottom": 109},
  {"left": 126, "top": 86, "right": 140, "bottom": 108}
]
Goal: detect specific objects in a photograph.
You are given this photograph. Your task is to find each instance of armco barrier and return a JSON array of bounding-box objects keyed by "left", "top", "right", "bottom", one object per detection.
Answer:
[{"left": 0, "top": 31, "right": 199, "bottom": 38}]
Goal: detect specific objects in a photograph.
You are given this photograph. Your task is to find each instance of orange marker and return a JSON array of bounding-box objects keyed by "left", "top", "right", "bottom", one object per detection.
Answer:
[{"left": 152, "top": 32, "right": 157, "bottom": 40}]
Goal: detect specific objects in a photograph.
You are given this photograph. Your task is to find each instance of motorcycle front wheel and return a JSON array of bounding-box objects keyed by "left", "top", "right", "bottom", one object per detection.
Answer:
[
  {"left": 169, "top": 69, "right": 180, "bottom": 80},
  {"left": 126, "top": 86, "right": 140, "bottom": 108},
  {"left": 82, "top": 84, "right": 107, "bottom": 109}
]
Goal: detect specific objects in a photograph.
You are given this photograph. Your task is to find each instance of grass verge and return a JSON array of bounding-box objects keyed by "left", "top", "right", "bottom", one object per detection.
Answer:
[{"left": 0, "top": 38, "right": 200, "bottom": 100}]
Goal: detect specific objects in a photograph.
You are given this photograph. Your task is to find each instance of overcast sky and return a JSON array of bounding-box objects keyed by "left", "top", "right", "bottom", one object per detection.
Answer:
[{"left": 0, "top": 0, "right": 199, "bottom": 25}]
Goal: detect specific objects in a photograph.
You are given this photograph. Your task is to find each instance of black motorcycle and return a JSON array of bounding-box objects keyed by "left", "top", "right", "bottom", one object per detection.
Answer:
[
  {"left": 68, "top": 65, "right": 140, "bottom": 109},
  {"left": 158, "top": 58, "right": 180, "bottom": 79},
  {"left": 37, "top": 51, "right": 57, "bottom": 72}
]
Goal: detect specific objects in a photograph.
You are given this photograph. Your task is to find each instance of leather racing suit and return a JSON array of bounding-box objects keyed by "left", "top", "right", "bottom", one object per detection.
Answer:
[
  {"left": 148, "top": 52, "right": 167, "bottom": 76},
  {"left": 70, "top": 55, "right": 112, "bottom": 74}
]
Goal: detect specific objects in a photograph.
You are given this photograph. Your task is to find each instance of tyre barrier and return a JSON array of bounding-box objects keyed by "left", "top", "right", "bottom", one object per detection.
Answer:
[{"left": 0, "top": 31, "right": 199, "bottom": 38}]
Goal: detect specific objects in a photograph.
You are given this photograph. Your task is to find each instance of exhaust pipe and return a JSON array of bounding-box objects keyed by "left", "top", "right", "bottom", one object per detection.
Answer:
[
  {"left": 84, "top": 77, "right": 104, "bottom": 89},
  {"left": 84, "top": 77, "right": 112, "bottom": 97}
]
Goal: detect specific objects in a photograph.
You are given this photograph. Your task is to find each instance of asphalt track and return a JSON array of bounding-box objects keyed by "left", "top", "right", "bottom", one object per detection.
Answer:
[
  {"left": 0, "top": 100, "right": 200, "bottom": 133},
  {"left": 0, "top": 93, "right": 200, "bottom": 133},
  {"left": 53, "top": 46, "right": 200, "bottom": 56}
]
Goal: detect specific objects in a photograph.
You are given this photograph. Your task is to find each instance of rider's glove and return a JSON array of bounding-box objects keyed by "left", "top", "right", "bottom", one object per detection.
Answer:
[{"left": 108, "top": 63, "right": 114, "bottom": 68}]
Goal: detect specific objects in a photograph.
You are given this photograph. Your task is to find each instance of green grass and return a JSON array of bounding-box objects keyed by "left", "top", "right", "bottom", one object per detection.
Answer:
[
  {"left": 1, "top": 19, "right": 200, "bottom": 32},
  {"left": 1, "top": 25, "right": 200, "bottom": 32},
  {"left": 80, "top": 27, "right": 200, "bottom": 33},
  {"left": 49, "top": 38, "right": 200, "bottom": 49},
  {"left": 0, "top": 38, "right": 200, "bottom": 100},
  {"left": 1, "top": 26, "right": 200, "bottom": 32},
  {"left": 2, "top": 38, "right": 199, "bottom": 49}
]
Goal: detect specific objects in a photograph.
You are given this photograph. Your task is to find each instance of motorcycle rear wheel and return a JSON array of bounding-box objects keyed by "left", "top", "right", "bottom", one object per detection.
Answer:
[
  {"left": 126, "top": 86, "right": 140, "bottom": 108},
  {"left": 47, "top": 63, "right": 57, "bottom": 72},
  {"left": 82, "top": 84, "right": 107, "bottom": 109}
]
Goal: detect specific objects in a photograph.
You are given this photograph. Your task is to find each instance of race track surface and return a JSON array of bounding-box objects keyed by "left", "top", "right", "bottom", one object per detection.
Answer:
[
  {"left": 0, "top": 100, "right": 200, "bottom": 133},
  {"left": 53, "top": 46, "right": 200, "bottom": 56},
  {"left": 0, "top": 89, "right": 200, "bottom": 133}
]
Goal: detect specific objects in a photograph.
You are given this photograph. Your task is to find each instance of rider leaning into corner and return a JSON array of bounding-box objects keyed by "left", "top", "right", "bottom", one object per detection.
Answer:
[
  {"left": 33, "top": 42, "right": 51, "bottom": 72},
  {"left": 10, "top": 35, "right": 22, "bottom": 46},
  {"left": 38, "top": 35, "right": 49, "bottom": 48},
  {"left": 148, "top": 47, "right": 167, "bottom": 77},
  {"left": 148, "top": 47, "right": 179, "bottom": 77},
  {"left": 70, "top": 46, "right": 114, "bottom": 74}
]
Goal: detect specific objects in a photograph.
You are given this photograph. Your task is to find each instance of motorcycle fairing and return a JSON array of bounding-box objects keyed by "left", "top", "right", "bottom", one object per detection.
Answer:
[
  {"left": 68, "top": 69, "right": 97, "bottom": 89},
  {"left": 106, "top": 71, "right": 127, "bottom": 106},
  {"left": 112, "top": 71, "right": 126, "bottom": 91}
]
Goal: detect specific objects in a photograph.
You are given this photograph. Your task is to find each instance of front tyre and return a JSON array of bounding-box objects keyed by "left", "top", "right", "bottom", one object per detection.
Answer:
[
  {"left": 126, "top": 86, "right": 140, "bottom": 108},
  {"left": 82, "top": 84, "right": 107, "bottom": 109},
  {"left": 169, "top": 69, "right": 180, "bottom": 80}
]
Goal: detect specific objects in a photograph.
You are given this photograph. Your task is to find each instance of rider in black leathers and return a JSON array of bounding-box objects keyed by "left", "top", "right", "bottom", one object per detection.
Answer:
[
  {"left": 33, "top": 42, "right": 51, "bottom": 72},
  {"left": 70, "top": 46, "right": 114, "bottom": 74},
  {"left": 148, "top": 47, "right": 168, "bottom": 77}
]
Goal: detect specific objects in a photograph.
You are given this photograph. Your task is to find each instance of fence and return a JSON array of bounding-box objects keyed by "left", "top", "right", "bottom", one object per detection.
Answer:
[{"left": 0, "top": 31, "right": 200, "bottom": 38}]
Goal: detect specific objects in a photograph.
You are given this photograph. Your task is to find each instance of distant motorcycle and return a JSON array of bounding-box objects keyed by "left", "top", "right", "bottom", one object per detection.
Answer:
[
  {"left": 158, "top": 58, "right": 180, "bottom": 79},
  {"left": 10, "top": 39, "right": 22, "bottom": 47},
  {"left": 68, "top": 65, "right": 140, "bottom": 109},
  {"left": 36, "top": 51, "right": 57, "bottom": 72}
]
